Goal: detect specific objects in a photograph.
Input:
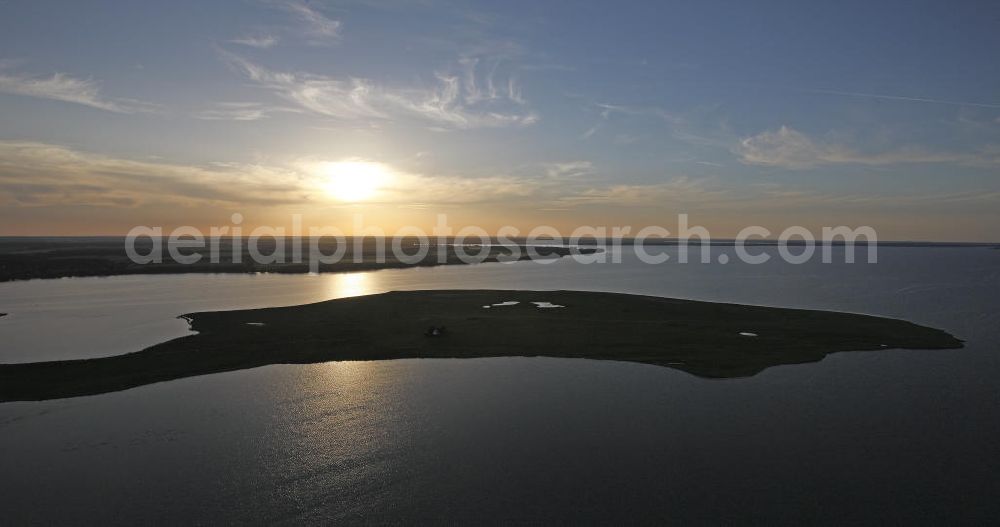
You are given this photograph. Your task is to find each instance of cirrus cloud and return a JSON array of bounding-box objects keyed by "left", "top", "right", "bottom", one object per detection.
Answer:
[
  {"left": 737, "top": 126, "right": 1000, "bottom": 169},
  {"left": 0, "top": 68, "right": 157, "bottom": 114},
  {"left": 220, "top": 51, "right": 538, "bottom": 129}
]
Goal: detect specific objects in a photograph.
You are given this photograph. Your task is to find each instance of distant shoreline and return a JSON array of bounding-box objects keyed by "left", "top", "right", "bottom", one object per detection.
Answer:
[
  {"left": 1, "top": 235, "right": 997, "bottom": 246},
  {"left": 1, "top": 237, "right": 995, "bottom": 283},
  {"left": 0, "top": 238, "right": 598, "bottom": 282},
  {"left": 0, "top": 290, "right": 963, "bottom": 402}
]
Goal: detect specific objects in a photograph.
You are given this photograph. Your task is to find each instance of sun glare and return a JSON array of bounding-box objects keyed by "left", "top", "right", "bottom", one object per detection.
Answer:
[{"left": 319, "top": 161, "right": 392, "bottom": 202}]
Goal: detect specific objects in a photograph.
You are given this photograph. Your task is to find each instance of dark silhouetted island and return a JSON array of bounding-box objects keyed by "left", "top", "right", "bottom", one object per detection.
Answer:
[{"left": 0, "top": 290, "right": 963, "bottom": 402}]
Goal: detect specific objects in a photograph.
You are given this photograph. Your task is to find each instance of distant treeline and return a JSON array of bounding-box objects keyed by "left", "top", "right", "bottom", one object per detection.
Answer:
[
  {"left": 0, "top": 237, "right": 600, "bottom": 282},
  {"left": 0, "top": 237, "right": 993, "bottom": 282}
]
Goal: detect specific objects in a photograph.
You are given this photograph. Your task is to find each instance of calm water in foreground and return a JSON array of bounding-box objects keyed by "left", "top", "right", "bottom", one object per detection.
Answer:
[{"left": 1, "top": 247, "right": 999, "bottom": 523}]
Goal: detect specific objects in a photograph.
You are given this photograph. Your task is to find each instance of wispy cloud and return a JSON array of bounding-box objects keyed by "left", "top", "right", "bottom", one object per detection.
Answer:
[
  {"left": 229, "top": 34, "right": 280, "bottom": 49},
  {"left": 736, "top": 126, "right": 1000, "bottom": 169},
  {"left": 0, "top": 68, "right": 157, "bottom": 113},
  {"left": 0, "top": 142, "right": 306, "bottom": 208},
  {"left": 280, "top": 1, "right": 342, "bottom": 43},
  {"left": 456, "top": 56, "right": 525, "bottom": 105},
  {"left": 193, "top": 101, "right": 300, "bottom": 121},
  {"left": 382, "top": 172, "right": 537, "bottom": 204},
  {"left": 553, "top": 176, "right": 1000, "bottom": 213},
  {"left": 220, "top": 51, "right": 538, "bottom": 128},
  {"left": 581, "top": 101, "right": 680, "bottom": 141},
  {"left": 556, "top": 177, "right": 732, "bottom": 207},
  {"left": 595, "top": 102, "right": 680, "bottom": 123},
  {"left": 227, "top": 2, "right": 338, "bottom": 50},
  {"left": 544, "top": 161, "right": 594, "bottom": 179},
  {"left": 809, "top": 89, "right": 1000, "bottom": 109}
]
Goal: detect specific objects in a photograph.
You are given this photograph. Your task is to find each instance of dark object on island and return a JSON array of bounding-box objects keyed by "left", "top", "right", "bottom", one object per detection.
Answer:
[{"left": 424, "top": 326, "right": 447, "bottom": 337}]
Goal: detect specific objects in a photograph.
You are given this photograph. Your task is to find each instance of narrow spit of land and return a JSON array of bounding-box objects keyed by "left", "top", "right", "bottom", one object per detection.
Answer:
[
  {"left": 0, "top": 290, "right": 963, "bottom": 402},
  {"left": 0, "top": 237, "right": 599, "bottom": 282}
]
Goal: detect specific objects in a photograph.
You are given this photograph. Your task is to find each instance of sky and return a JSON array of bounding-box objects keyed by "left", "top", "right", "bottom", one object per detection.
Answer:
[{"left": 1, "top": 0, "right": 998, "bottom": 240}]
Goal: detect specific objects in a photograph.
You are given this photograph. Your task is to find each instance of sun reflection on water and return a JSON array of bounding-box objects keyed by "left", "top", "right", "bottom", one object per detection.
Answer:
[{"left": 327, "top": 272, "right": 378, "bottom": 299}]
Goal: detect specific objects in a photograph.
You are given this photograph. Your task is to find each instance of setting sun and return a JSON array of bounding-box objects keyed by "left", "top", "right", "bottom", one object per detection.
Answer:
[{"left": 319, "top": 160, "right": 392, "bottom": 202}]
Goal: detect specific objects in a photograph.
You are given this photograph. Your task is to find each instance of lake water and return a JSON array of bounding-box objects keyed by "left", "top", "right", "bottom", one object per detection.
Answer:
[{"left": 1, "top": 247, "right": 999, "bottom": 523}]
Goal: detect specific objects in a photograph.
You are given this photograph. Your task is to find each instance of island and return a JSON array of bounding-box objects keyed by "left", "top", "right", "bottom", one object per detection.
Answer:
[{"left": 0, "top": 290, "right": 963, "bottom": 401}]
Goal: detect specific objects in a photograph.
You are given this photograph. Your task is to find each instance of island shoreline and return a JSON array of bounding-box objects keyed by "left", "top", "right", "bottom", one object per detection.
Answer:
[{"left": 0, "top": 290, "right": 963, "bottom": 402}]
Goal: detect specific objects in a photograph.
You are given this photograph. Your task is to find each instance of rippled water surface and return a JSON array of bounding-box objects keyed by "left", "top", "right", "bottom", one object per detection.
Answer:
[{"left": 1, "top": 247, "right": 998, "bottom": 523}]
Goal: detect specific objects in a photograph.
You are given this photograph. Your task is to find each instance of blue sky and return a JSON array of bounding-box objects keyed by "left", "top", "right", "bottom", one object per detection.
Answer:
[{"left": 1, "top": 0, "right": 998, "bottom": 239}]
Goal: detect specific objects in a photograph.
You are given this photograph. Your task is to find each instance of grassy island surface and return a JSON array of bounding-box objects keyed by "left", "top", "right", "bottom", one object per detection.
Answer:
[{"left": 0, "top": 290, "right": 962, "bottom": 402}]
